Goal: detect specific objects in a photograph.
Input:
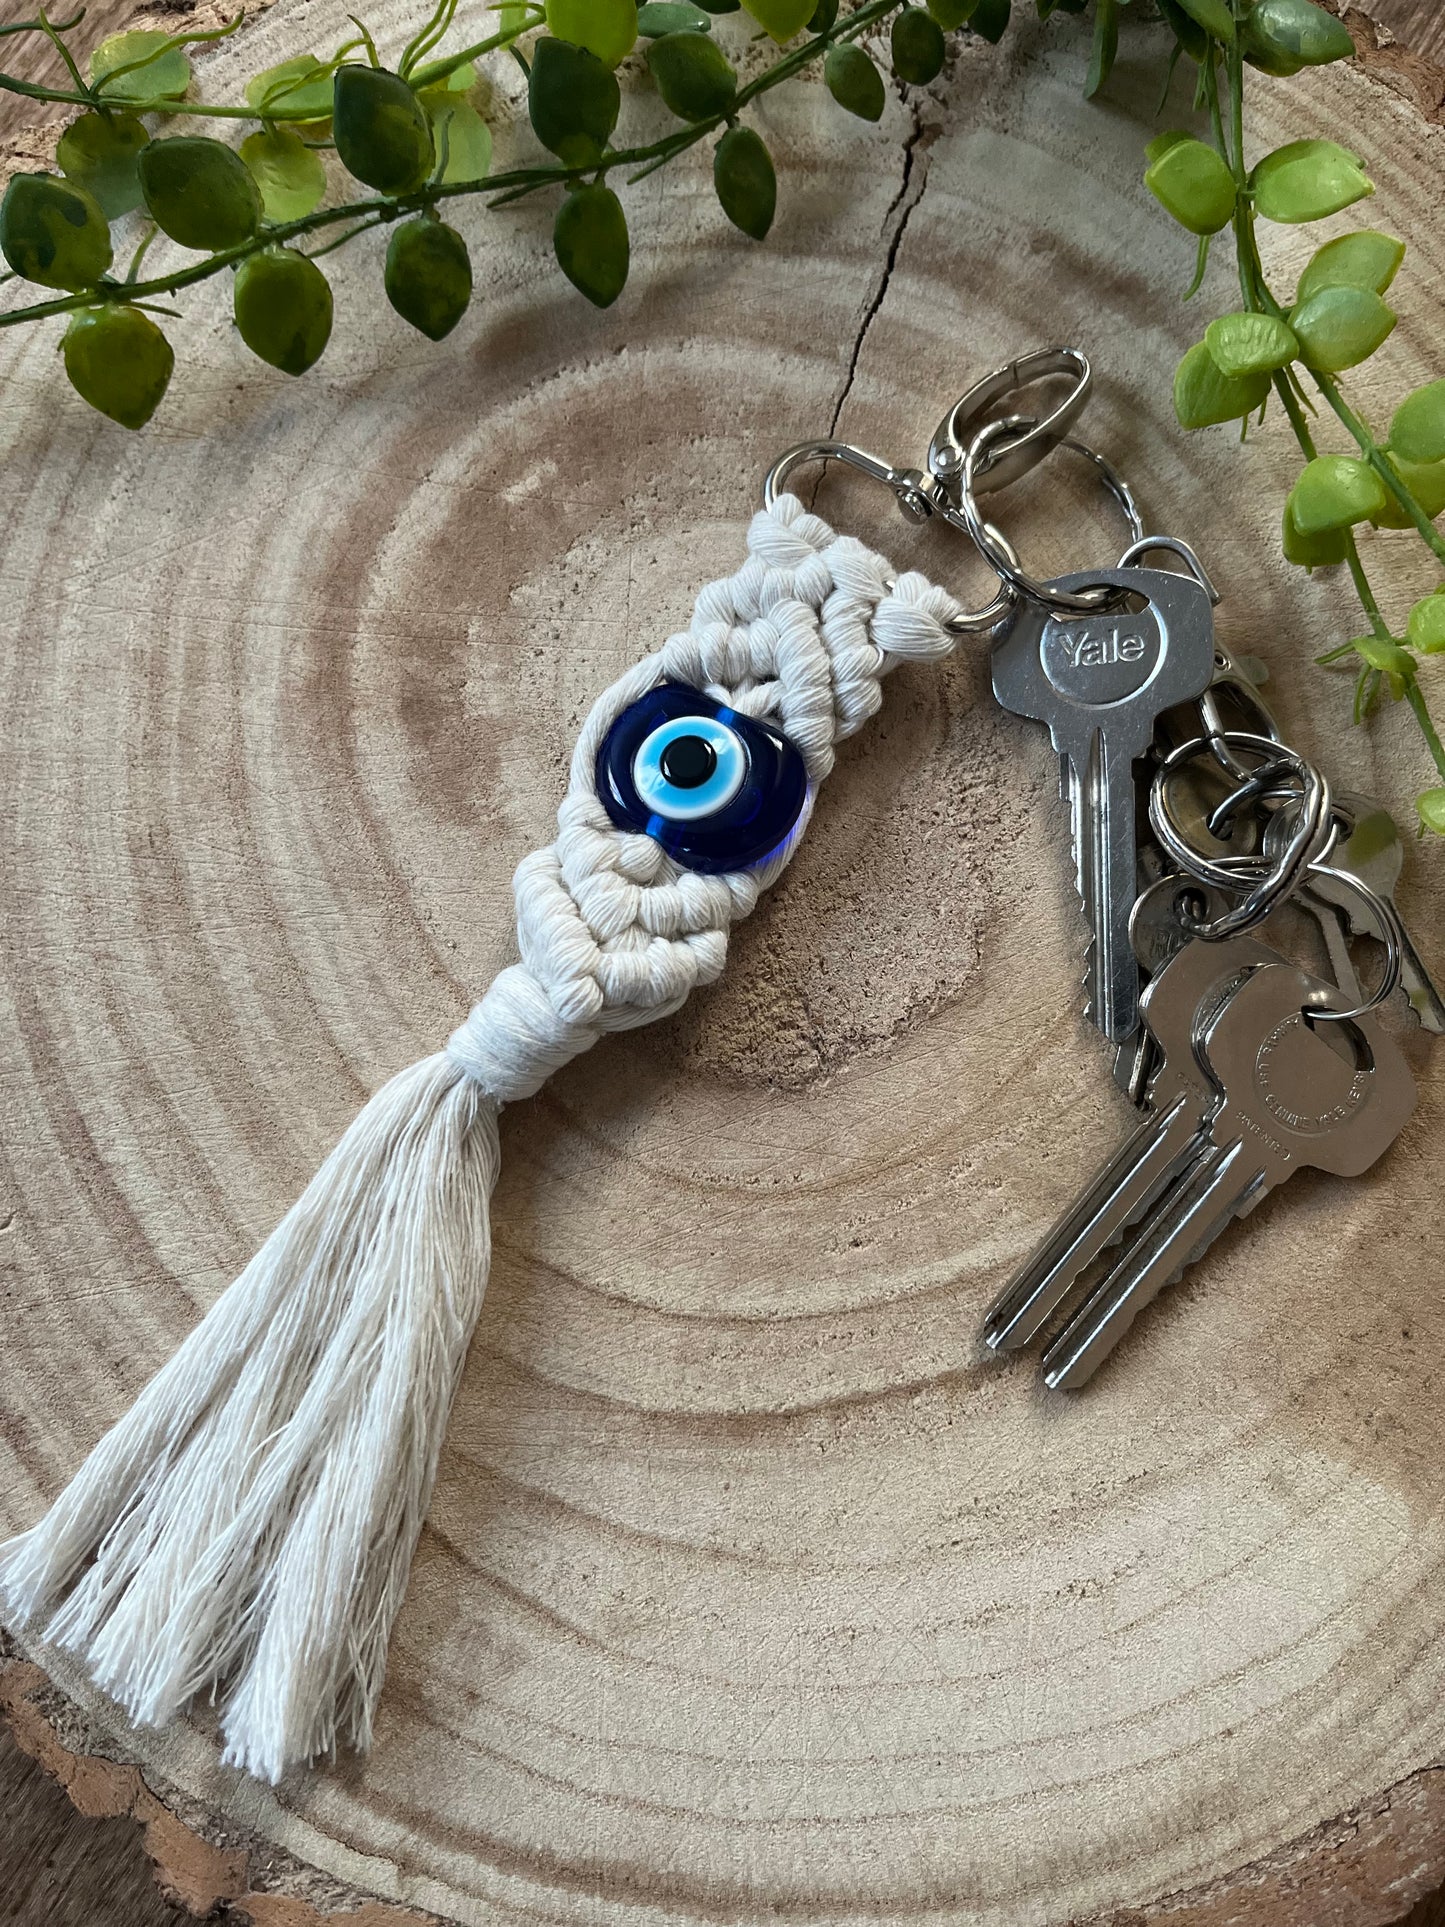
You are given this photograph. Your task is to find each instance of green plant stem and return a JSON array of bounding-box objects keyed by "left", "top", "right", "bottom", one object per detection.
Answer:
[
  {"left": 1310, "top": 372, "right": 1445, "bottom": 567},
  {"left": 1212, "top": 1, "right": 1445, "bottom": 780},
  {"left": 409, "top": 4, "right": 543, "bottom": 86},
  {"left": 0, "top": 7, "right": 543, "bottom": 119},
  {"left": 1405, "top": 678, "right": 1445, "bottom": 780},
  {"left": 0, "top": 0, "right": 904, "bottom": 330}
]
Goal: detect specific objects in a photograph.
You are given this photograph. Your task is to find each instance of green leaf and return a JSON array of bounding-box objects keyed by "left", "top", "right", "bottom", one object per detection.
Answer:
[
  {"left": 1205, "top": 311, "right": 1298, "bottom": 377},
  {"left": 1281, "top": 501, "right": 1347, "bottom": 568},
  {"left": 385, "top": 215, "right": 472, "bottom": 338},
  {"left": 1173, "top": 339, "right": 1269, "bottom": 428},
  {"left": 1157, "top": 0, "right": 1208, "bottom": 59},
  {"left": 713, "top": 124, "right": 775, "bottom": 239},
  {"left": 1085, "top": 0, "right": 1118, "bottom": 96},
  {"left": 1296, "top": 230, "right": 1404, "bottom": 304},
  {"left": 333, "top": 65, "right": 435, "bottom": 192},
  {"left": 638, "top": 2, "right": 712, "bottom": 33},
  {"left": 1389, "top": 380, "right": 1445, "bottom": 466},
  {"left": 1406, "top": 592, "right": 1445, "bottom": 655},
  {"left": 647, "top": 31, "right": 736, "bottom": 117},
  {"left": 528, "top": 37, "right": 620, "bottom": 165},
  {"left": 1288, "top": 453, "right": 1388, "bottom": 535},
  {"left": 90, "top": 29, "right": 190, "bottom": 102},
  {"left": 825, "top": 43, "right": 885, "bottom": 118},
  {"left": 1250, "top": 139, "right": 1372, "bottom": 223},
  {"left": 1289, "top": 284, "right": 1395, "bottom": 371},
  {"left": 1143, "top": 132, "right": 1235, "bottom": 234},
  {"left": 927, "top": 0, "right": 976, "bottom": 21},
  {"left": 428, "top": 98, "right": 492, "bottom": 182},
  {"left": 1371, "top": 455, "right": 1445, "bottom": 528},
  {"left": 893, "top": 7, "right": 946, "bottom": 81},
  {"left": 1418, "top": 788, "right": 1445, "bottom": 835},
  {"left": 415, "top": 59, "right": 479, "bottom": 100},
  {"left": 233, "top": 246, "right": 333, "bottom": 375},
  {"left": 1242, "top": 0, "right": 1353, "bottom": 75},
  {"left": 138, "top": 136, "right": 262, "bottom": 250},
  {"left": 1168, "top": 0, "right": 1234, "bottom": 39},
  {"left": 546, "top": 0, "right": 638, "bottom": 67},
  {"left": 970, "top": 0, "right": 1011, "bottom": 42},
  {"left": 245, "top": 54, "right": 335, "bottom": 120},
  {"left": 62, "top": 305, "right": 173, "bottom": 428},
  {"left": 1353, "top": 636, "right": 1414, "bottom": 692},
  {"left": 55, "top": 112, "right": 148, "bottom": 220},
  {"left": 239, "top": 127, "right": 327, "bottom": 222},
  {"left": 808, "top": 0, "right": 840, "bottom": 27},
  {"left": 554, "top": 183, "right": 629, "bottom": 306},
  {"left": 0, "top": 172, "right": 112, "bottom": 290},
  {"left": 741, "top": 0, "right": 815, "bottom": 41}
]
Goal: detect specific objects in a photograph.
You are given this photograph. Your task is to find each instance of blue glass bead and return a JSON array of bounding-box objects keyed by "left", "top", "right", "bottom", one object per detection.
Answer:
[{"left": 595, "top": 683, "right": 809, "bottom": 874}]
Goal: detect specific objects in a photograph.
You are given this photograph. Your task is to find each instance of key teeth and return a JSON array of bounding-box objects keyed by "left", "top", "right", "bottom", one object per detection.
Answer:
[{"left": 1043, "top": 1248, "right": 1203, "bottom": 1392}]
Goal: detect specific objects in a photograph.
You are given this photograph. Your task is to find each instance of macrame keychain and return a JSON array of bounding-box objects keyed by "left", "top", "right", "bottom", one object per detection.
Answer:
[
  {"left": 6, "top": 347, "right": 1426, "bottom": 1785},
  {"left": 0, "top": 352, "right": 1090, "bottom": 1784}
]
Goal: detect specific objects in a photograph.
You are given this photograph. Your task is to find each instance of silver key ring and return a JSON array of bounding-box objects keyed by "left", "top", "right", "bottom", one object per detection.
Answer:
[
  {"left": 1257, "top": 798, "right": 1410, "bottom": 1027},
  {"left": 1148, "top": 732, "right": 1336, "bottom": 939},
  {"left": 954, "top": 418, "right": 1147, "bottom": 614},
  {"left": 1297, "top": 859, "right": 1406, "bottom": 1025},
  {"left": 1116, "top": 535, "right": 1220, "bottom": 605}
]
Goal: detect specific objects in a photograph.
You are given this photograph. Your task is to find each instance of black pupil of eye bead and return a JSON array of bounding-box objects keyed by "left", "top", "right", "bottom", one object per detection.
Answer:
[{"left": 658, "top": 734, "right": 718, "bottom": 790}]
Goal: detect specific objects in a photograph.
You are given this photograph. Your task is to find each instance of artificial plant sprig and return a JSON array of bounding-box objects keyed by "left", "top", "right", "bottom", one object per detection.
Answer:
[
  {"left": 1148, "top": 0, "right": 1445, "bottom": 832},
  {"left": 0, "top": 0, "right": 958, "bottom": 411}
]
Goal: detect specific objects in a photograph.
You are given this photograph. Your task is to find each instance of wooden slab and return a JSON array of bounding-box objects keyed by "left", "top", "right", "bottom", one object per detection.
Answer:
[{"left": 3, "top": 5, "right": 1445, "bottom": 1922}]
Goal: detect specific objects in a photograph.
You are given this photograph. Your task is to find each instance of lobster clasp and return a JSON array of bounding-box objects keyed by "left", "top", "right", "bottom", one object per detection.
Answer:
[
  {"left": 927, "top": 346, "right": 1093, "bottom": 500},
  {"left": 761, "top": 438, "right": 947, "bottom": 523}
]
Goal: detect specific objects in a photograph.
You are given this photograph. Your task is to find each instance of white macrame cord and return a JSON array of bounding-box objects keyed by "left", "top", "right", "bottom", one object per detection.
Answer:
[{"left": 0, "top": 494, "right": 965, "bottom": 1783}]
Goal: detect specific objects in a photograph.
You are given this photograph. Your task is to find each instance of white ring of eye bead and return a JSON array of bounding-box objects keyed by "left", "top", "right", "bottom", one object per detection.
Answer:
[{"left": 631, "top": 716, "right": 748, "bottom": 821}]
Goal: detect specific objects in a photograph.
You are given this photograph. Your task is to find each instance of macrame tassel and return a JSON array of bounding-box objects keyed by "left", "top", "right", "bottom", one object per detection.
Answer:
[
  {"left": 0, "top": 494, "right": 963, "bottom": 1783},
  {"left": 0, "top": 1054, "right": 500, "bottom": 1782}
]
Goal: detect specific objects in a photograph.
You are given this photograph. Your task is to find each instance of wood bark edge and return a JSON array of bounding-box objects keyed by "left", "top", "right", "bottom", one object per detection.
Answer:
[
  {"left": 6, "top": 1632, "right": 1444, "bottom": 1926},
  {"left": 1, "top": 1646, "right": 435, "bottom": 1927}
]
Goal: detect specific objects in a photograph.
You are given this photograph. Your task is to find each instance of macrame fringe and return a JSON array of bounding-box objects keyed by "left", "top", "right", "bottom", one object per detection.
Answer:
[{"left": 0, "top": 1053, "right": 499, "bottom": 1783}]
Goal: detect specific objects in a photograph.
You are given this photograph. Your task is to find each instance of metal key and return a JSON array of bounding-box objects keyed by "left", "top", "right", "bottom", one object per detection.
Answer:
[
  {"left": 992, "top": 567, "right": 1218, "bottom": 1043},
  {"left": 1113, "top": 874, "right": 1234, "bottom": 1102},
  {"left": 1042, "top": 959, "right": 1417, "bottom": 1389},
  {"left": 1310, "top": 791, "right": 1445, "bottom": 1034},
  {"left": 984, "top": 934, "right": 1274, "bottom": 1353}
]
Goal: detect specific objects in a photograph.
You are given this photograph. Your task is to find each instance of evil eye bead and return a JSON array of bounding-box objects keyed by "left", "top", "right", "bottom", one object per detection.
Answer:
[
  {"left": 596, "top": 682, "right": 809, "bottom": 875},
  {"left": 631, "top": 715, "right": 746, "bottom": 822}
]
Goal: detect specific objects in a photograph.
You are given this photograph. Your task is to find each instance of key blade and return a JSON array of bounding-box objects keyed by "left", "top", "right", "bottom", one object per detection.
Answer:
[
  {"left": 1298, "top": 886, "right": 1364, "bottom": 1007},
  {"left": 1113, "top": 1028, "right": 1157, "bottom": 1105},
  {"left": 1041, "top": 1138, "right": 1260, "bottom": 1390},
  {"left": 1400, "top": 936, "right": 1445, "bottom": 1034},
  {"left": 983, "top": 1092, "right": 1203, "bottom": 1352},
  {"left": 1076, "top": 728, "right": 1143, "bottom": 1043},
  {"left": 1314, "top": 882, "right": 1445, "bottom": 1034}
]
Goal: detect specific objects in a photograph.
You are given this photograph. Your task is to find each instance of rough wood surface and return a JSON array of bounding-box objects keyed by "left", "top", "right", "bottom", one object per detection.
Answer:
[
  {"left": 3, "top": 5, "right": 1445, "bottom": 1926},
  {"left": 1361, "top": 0, "right": 1445, "bottom": 61}
]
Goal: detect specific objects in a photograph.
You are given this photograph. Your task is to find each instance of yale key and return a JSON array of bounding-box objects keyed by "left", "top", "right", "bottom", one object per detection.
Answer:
[{"left": 992, "top": 566, "right": 1217, "bottom": 1043}]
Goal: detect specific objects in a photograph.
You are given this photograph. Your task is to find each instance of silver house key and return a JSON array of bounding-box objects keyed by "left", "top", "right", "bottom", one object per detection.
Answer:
[
  {"left": 984, "top": 934, "right": 1274, "bottom": 1354},
  {"left": 992, "top": 566, "right": 1218, "bottom": 1043},
  {"left": 1042, "top": 959, "right": 1417, "bottom": 1389}
]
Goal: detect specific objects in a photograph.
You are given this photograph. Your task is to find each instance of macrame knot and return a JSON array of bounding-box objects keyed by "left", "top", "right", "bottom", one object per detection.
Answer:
[{"left": 447, "top": 495, "right": 965, "bottom": 1107}]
